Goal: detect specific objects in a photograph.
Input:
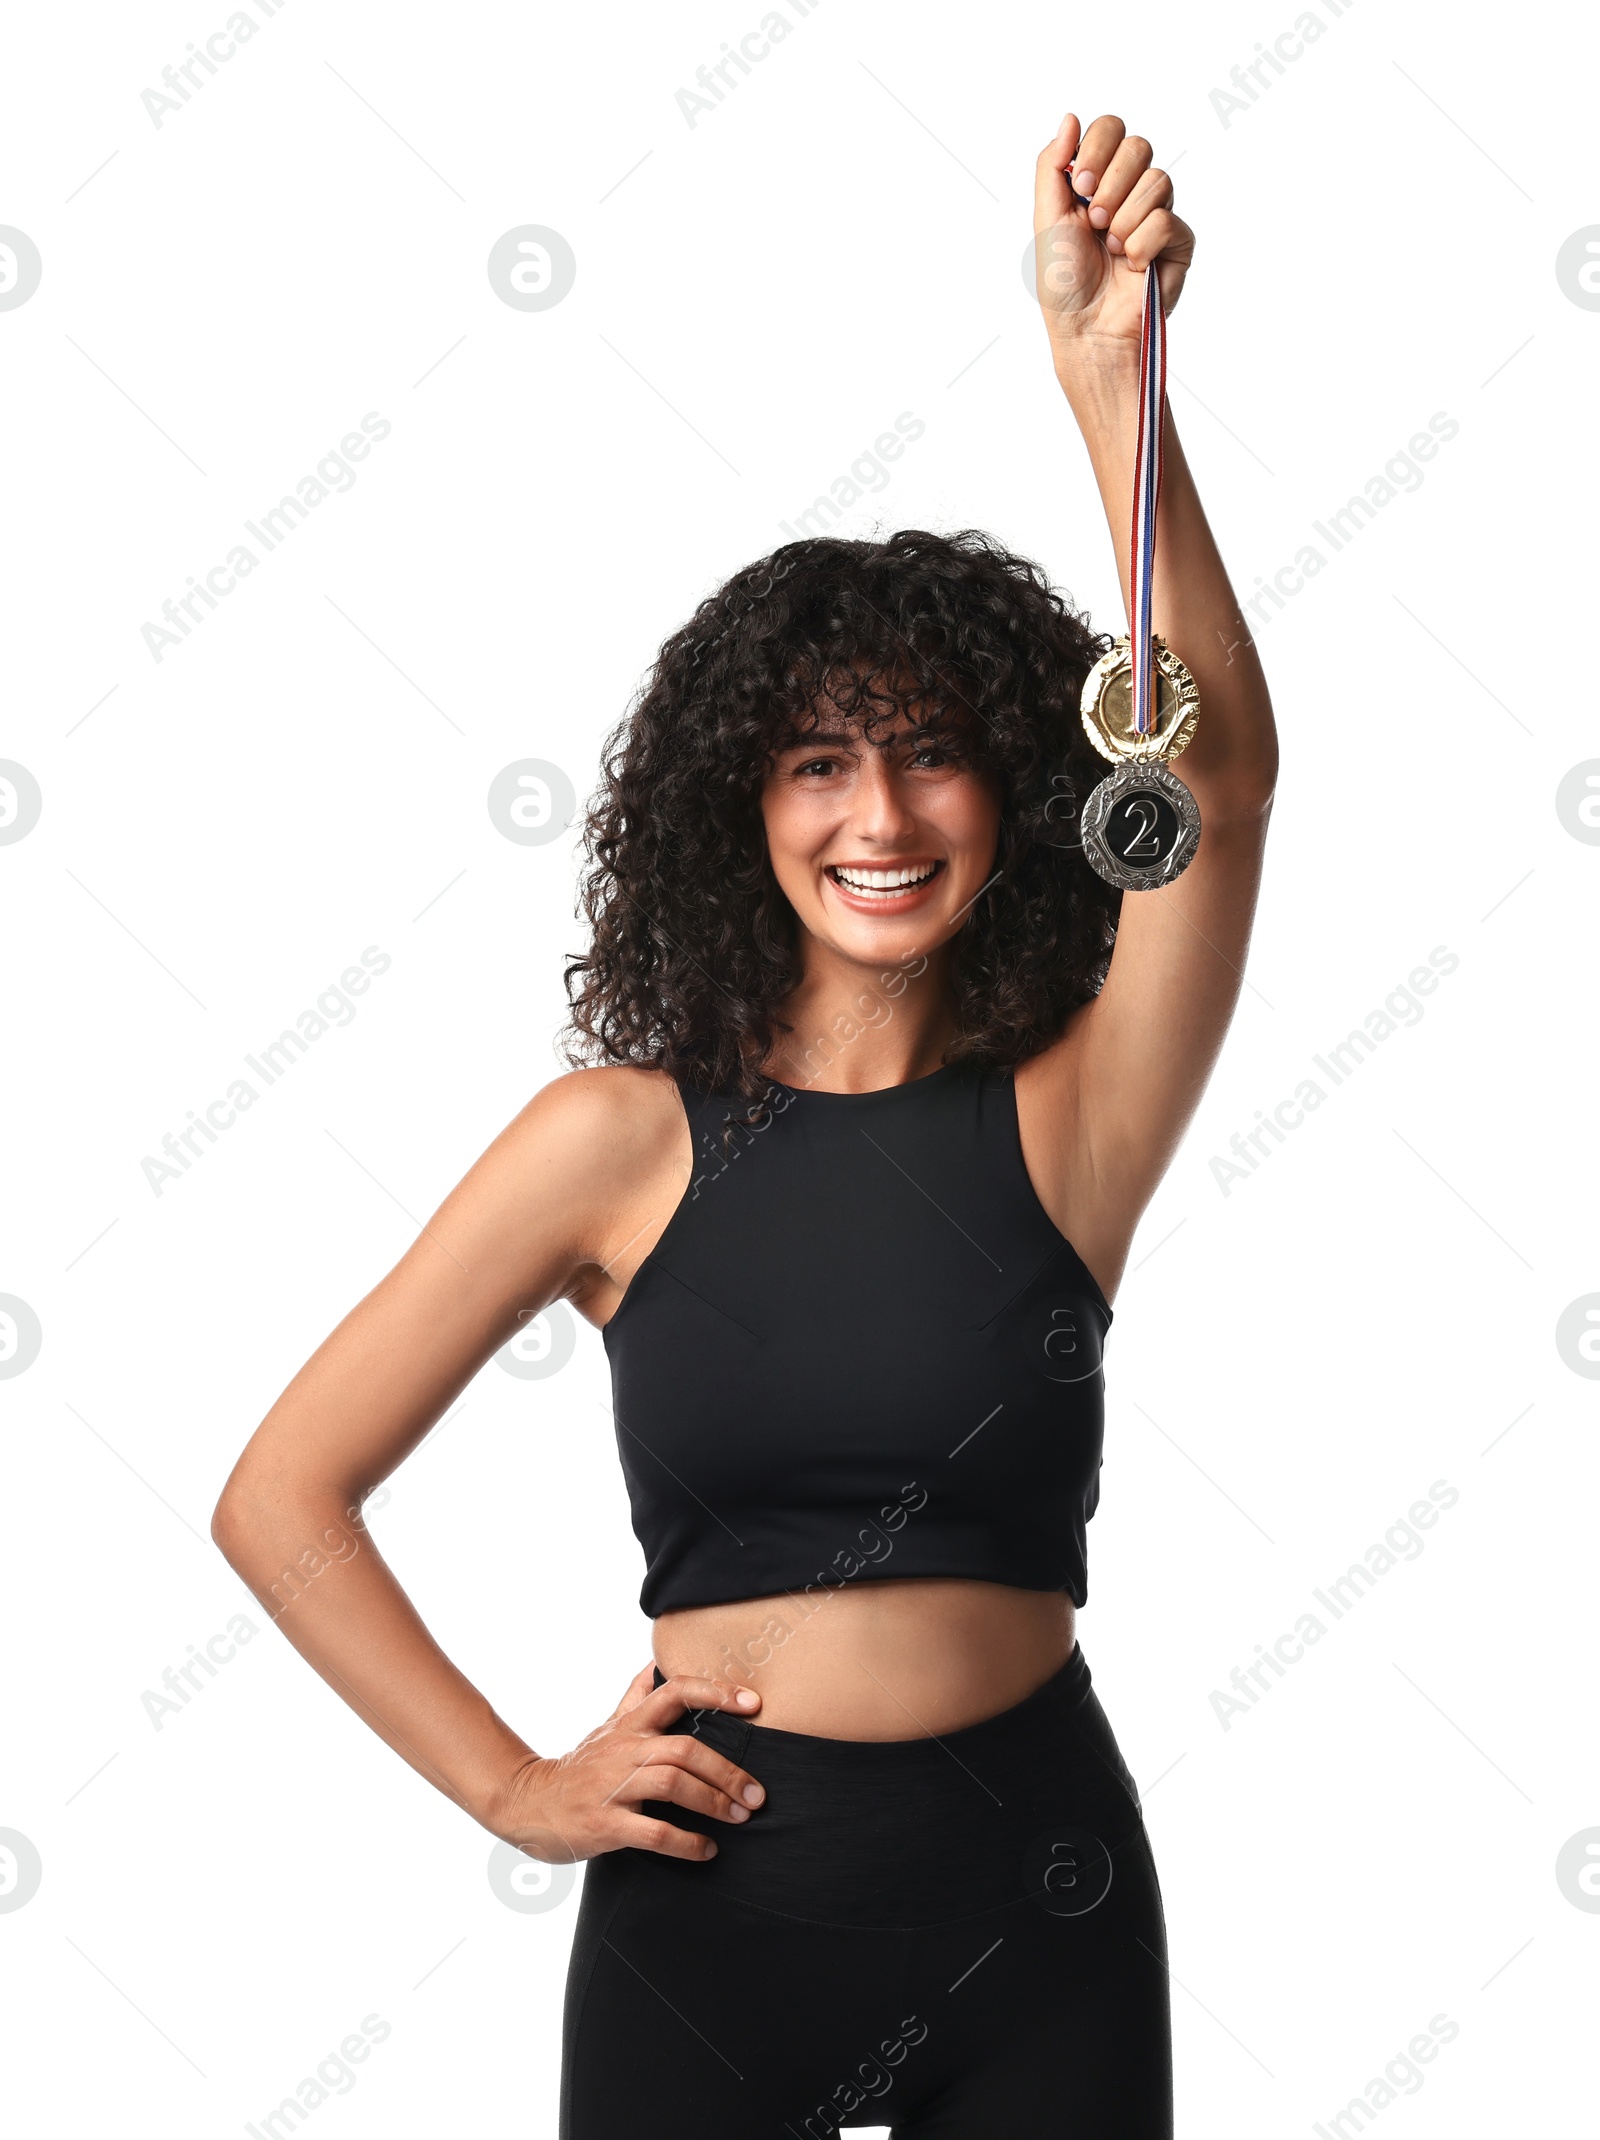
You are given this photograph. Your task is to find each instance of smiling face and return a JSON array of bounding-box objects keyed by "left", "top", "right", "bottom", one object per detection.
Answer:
[{"left": 759, "top": 703, "right": 1002, "bottom": 972}]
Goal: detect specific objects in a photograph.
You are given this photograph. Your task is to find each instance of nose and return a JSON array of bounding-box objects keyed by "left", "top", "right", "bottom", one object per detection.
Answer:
[{"left": 849, "top": 751, "right": 920, "bottom": 845}]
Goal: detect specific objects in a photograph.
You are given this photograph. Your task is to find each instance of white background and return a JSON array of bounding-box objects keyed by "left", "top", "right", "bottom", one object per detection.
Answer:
[{"left": 2, "top": 0, "right": 1596, "bottom": 2133}]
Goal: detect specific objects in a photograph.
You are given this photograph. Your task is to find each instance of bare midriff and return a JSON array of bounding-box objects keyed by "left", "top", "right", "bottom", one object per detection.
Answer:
[{"left": 652, "top": 1576, "right": 1076, "bottom": 1741}]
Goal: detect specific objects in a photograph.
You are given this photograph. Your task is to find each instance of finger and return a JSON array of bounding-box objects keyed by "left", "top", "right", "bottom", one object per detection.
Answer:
[
  {"left": 627, "top": 1763, "right": 752, "bottom": 1825},
  {"left": 1067, "top": 113, "right": 1127, "bottom": 203},
  {"left": 1120, "top": 209, "right": 1195, "bottom": 309},
  {"left": 648, "top": 1733, "right": 766, "bottom": 1809},
  {"left": 1033, "top": 109, "right": 1083, "bottom": 231},
  {"left": 1107, "top": 166, "right": 1173, "bottom": 244},
  {"left": 609, "top": 1663, "right": 658, "bottom": 1720},
  {"left": 615, "top": 1811, "right": 721, "bottom": 1864},
  {"left": 630, "top": 1673, "right": 762, "bottom": 1729},
  {"left": 1081, "top": 132, "right": 1153, "bottom": 228}
]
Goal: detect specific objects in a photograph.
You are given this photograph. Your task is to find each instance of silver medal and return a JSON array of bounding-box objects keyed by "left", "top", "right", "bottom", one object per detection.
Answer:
[{"left": 1080, "top": 762, "right": 1200, "bottom": 892}]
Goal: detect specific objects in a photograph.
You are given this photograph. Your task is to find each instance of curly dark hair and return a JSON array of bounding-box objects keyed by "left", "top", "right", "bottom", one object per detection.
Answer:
[{"left": 562, "top": 527, "right": 1121, "bottom": 1104}]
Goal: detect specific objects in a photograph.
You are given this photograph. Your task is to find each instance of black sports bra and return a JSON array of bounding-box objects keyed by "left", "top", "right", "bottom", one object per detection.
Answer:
[{"left": 603, "top": 1058, "right": 1112, "bottom": 1618}]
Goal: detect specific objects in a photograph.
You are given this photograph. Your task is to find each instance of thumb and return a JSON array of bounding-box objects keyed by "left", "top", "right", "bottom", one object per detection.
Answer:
[
  {"left": 1033, "top": 108, "right": 1084, "bottom": 231},
  {"left": 611, "top": 1661, "right": 658, "bottom": 1719}
]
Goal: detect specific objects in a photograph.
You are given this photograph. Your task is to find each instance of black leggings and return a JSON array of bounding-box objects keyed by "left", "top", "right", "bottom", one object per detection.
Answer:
[{"left": 560, "top": 1646, "right": 1172, "bottom": 2137}]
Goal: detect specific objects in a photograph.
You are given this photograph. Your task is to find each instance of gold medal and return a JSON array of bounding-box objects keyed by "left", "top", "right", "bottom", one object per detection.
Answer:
[{"left": 1080, "top": 634, "right": 1200, "bottom": 765}]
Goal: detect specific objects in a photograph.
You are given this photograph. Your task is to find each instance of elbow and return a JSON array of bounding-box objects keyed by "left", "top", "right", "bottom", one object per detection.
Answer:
[
  {"left": 1197, "top": 781, "right": 1277, "bottom": 836},
  {"left": 211, "top": 1466, "right": 369, "bottom": 1596},
  {"left": 210, "top": 1462, "right": 279, "bottom": 1569},
  {"left": 1204, "top": 743, "right": 1279, "bottom": 828},
  {"left": 1233, "top": 772, "right": 1278, "bottom": 824},
  {"left": 210, "top": 1480, "right": 253, "bottom": 1567},
  {"left": 1248, "top": 733, "right": 1281, "bottom": 812}
]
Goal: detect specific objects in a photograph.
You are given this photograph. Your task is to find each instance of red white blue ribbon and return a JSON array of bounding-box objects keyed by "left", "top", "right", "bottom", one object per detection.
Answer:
[{"left": 1129, "top": 263, "right": 1166, "bottom": 738}]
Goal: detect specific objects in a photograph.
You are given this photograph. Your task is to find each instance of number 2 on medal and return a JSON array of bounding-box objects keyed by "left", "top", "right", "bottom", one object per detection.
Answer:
[{"left": 1121, "top": 797, "right": 1160, "bottom": 859}]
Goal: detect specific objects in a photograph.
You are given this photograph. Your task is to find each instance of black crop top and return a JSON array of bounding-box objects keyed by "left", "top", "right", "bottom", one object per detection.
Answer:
[{"left": 602, "top": 1058, "right": 1112, "bottom": 1618}]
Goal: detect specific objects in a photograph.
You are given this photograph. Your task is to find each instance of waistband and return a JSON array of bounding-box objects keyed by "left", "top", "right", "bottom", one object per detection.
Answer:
[{"left": 634, "top": 1643, "right": 1143, "bottom": 1928}]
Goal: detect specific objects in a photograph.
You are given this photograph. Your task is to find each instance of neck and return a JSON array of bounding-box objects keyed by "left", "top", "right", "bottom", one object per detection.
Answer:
[{"left": 764, "top": 939, "right": 960, "bottom": 1093}]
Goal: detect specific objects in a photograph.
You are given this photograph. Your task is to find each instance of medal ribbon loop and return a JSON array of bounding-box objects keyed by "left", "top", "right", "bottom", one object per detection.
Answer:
[{"left": 1129, "top": 263, "right": 1166, "bottom": 739}]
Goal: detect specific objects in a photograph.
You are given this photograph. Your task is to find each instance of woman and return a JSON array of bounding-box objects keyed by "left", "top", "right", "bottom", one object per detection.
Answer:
[{"left": 214, "top": 111, "right": 1275, "bottom": 2137}]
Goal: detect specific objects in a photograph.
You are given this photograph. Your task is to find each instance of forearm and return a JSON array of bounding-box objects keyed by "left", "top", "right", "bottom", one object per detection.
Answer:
[
  {"left": 213, "top": 1483, "right": 535, "bottom": 1830},
  {"left": 1055, "top": 347, "right": 1278, "bottom": 813}
]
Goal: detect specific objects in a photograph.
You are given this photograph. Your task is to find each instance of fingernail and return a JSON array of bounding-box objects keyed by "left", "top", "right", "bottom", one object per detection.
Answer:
[
  {"left": 743, "top": 1783, "right": 764, "bottom": 1806},
  {"left": 704, "top": 1841, "right": 718, "bottom": 1857},
  {"left": 1073, "top": 167, "right": 1096, "bottom": 196},
  {"left": 730, "top": 1804, "right": 749, "bottom": 1821},
  {"left": 1088, "top": 205, "right": 1110, "bottom": 228},
  {"left": 735, "top": 1689, "right": 759, "bottom": 1709}
]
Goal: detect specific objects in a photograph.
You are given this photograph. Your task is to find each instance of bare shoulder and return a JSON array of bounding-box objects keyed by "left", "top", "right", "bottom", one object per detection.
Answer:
[
  {"left": 516, "top": 1061, "right": 687, "bottom": 1163},
  {"left": 495, "top": 1062, "right": 688, "bottom": 1225},
  {"left": 502, "top": 1064, "right": 693, "bottom": 1325}
]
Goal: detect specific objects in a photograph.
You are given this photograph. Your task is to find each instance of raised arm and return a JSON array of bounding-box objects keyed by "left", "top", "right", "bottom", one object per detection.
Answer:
[{"left": 1017, "top": 110, "right": 1279, "bottom": 1299}]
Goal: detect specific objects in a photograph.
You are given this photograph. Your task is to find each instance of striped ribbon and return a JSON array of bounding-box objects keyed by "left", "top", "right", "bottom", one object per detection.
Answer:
[{"left": 1129, "top": 262, "right": 1167, "bottom": 738}]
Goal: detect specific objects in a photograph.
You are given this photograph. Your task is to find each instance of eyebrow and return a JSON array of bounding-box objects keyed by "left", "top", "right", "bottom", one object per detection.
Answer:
[
  {"left": 779, "top": 730, "right": 857, "bottom": 750},
  {"left": 778, "top": 724, "right": 948, "bottom": 752}
]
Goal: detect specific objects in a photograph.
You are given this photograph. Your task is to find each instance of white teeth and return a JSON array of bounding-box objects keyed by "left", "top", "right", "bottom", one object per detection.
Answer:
[{"left": 833, "top": 864, "right": 939, "bottom": 892}]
